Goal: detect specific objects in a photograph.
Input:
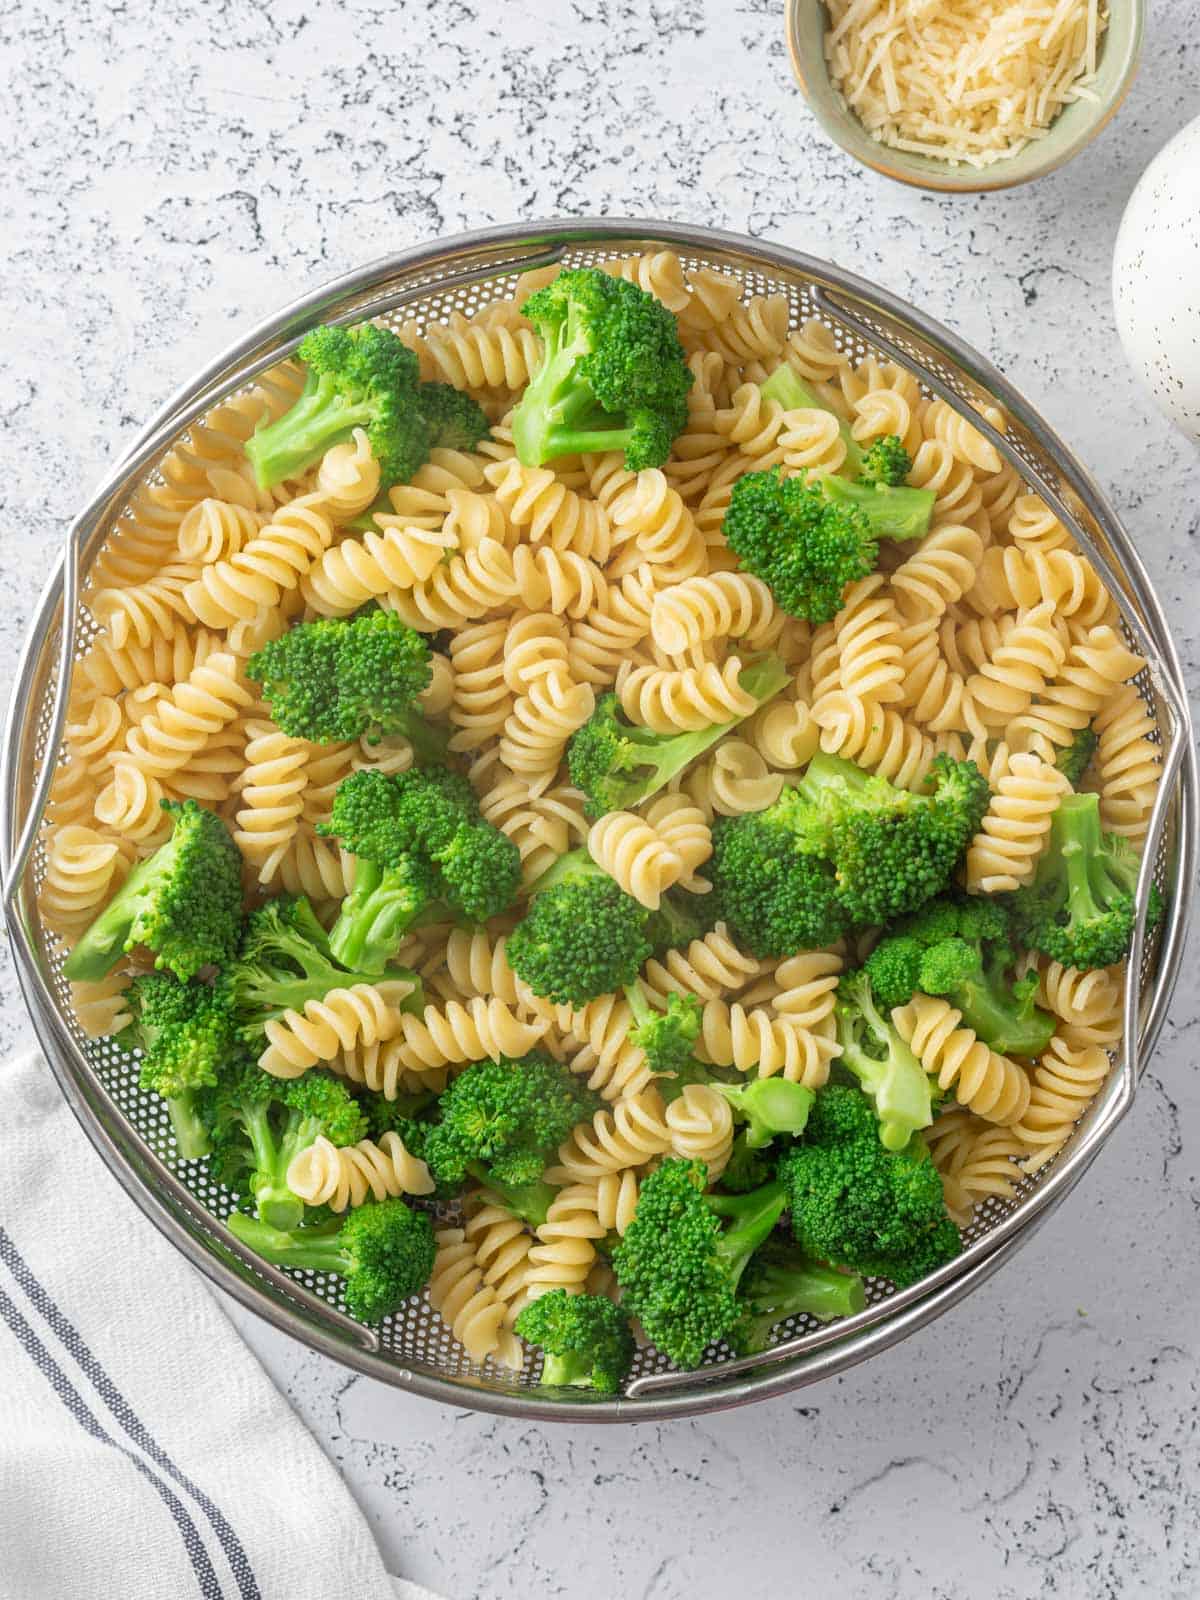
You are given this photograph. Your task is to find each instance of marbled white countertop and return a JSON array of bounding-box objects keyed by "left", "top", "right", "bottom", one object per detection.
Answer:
[{"left": 1, "top": 1, "right": 1198, "bottom": 1595}]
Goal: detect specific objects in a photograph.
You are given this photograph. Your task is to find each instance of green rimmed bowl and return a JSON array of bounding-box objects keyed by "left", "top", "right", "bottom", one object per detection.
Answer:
[{"left": 786, "top": 0, "right": 1145, "bottom": 193}]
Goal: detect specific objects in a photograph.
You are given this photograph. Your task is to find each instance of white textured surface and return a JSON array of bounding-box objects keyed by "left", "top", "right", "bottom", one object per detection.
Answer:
[{"left": 2, "top": 2, "right": 1199, "bottom": 1597}]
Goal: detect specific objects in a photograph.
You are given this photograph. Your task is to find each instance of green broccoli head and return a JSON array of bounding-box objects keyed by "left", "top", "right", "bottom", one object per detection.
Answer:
[
  {"left": 777, "top": 1084, "right": 960, "bottom": 1289},
  {"left": 709, "top": 809, "right": 846, "bottom": 959},
  {"left": 227, "top": 1197, "right": 436, "bottom": 1322},
  {"left": 612, "top": 1160, "right": 787, "bottom": 1369},
  {"left": 423, "top": 1053, "right": 599, "bottom": 1189},
  {"left": 123, "top": 972, "right": 237, "bottom": 1160},
  {"left": 247, "top": 610, "right": 442, "bottom": 752},
  {"left": 862, "top": 935, "right": 924, "bottom": 1009},
  {"left": 857, "top": 435, "right": 912, "bottom": 488},
  {"left": 625, "top": 987, "right": 703, "bottom": 1080},
  {"left": 1056, "top": 725, "right": 1100, "bottom": 788},
  {"left": 512, "top": 268, "right": 692, "bottom": 471},
  {"left": 507, "top": 850, "right": 655, "bottom": 1006},
  {"left": 515, "top": 1290, "right": 636, "bottom": 1393},
  {"left": 568, "top": 658, "right": 789, "bottom": 820},
  {"left": 1011, "top": 792, "right": 1162, "bottom": 972},
  {"left": 718, "top": 1130, "right": 774, "bottom": 1193},
  {"left": 319, "top": 767, "right": 520, "bottom": 973},
  {"left": 63, "top": 800, "right": 242, "bottom": 985},
  {"left": 417, "top": 381, "right": 491, "bottom": 451},
  {"left": 790, "top": 752, "right": 991, "bottom": 928},
  {"left": 244, "top": 322, "right": 428, "bottom": 490}
]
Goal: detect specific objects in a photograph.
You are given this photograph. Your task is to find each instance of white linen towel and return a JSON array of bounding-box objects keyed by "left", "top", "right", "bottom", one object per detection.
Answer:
[{"left": 0, "top": 1047, "right": 444, "bottom": 1600}]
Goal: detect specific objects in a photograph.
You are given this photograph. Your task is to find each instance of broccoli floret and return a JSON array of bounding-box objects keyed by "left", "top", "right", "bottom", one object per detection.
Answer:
[
  {"left": 612, "top": 1160, "right": 787, "bottom": 1369},
  {"left": 416, "top": 381, "right": 491, "bottom": 451},
  {"left": 227, "top": 1198, "right": 435, "bottom": 1321},
  {"left": 709, "top": 809, "right": 847, "bottom": 959},
  {"left": 625, "top": 986, "right": 703, "bottom": 1080},
  {"left": 64, "top": 800, "right": 241, "bottom": 984},
  {"left": 721, "top": 466, "right": 934, "bottom": 623},
  {"left": 247, "top": 610, "right": 444, "bottom": 755},
  {"left": 729, "top": 1240, "right": 866, "bottom": 1355},
  {"left": 862, "top": 935, "right": 925, "bottom": 1009},
  {"left": 1056, "top": 725, "right": 1099, "bottom": 788},
  {"left": 320, "top": 767, "right": 521, "bottom": 972},
  {"left": 568, "top": 659, "right": 789, "bottom": 820},
  {"left": 1011, "top": 792, "right": 1162, "bottom": 972},
  {"left": 835, "top": 969, "right": 934, "bottom": 1149},
  {"left": 512, "top": 268, "right": 692, "bottom": 471},
  {"left": 508, "top": 849, "right": 654, "bottom": 1006},
  {"left": 710, "top": 1078, "right": 815, "bottom": 1149},
  {"left": 123, "top": 973, "right": 237, "bottom": 1159},
  {"left": 777, "top": 1084, "right": 960, "bottom": 1289},
  {"left": 858, "top": 435, "right": 912, "bottom": 487},
  {"left": 515, "top": 1290, "right": 635, "bottom": 1393},
  {"left": 718, "top": 1131, "right": 774, "bottom": 1193},
  {"left": 759, "top": 365, "right": 864, "bottom": 477},
  {"left": 222, "top": 894, "right": 417, "bottom": 1044},
  {"left": 423, "top": 1053, "right": 598, "bottom": 1190},
  {"left": 244, "top": 322, "right": 428, "bottom": 490},
  {"left": 643, "top": 887, "right": 714, "bottom": 954},
  {"left": 201, "top": 1055, "right": 366, "bottom": 1230},
  {"left": 790, "top": 751, "right": 991, "bottom": 927}
]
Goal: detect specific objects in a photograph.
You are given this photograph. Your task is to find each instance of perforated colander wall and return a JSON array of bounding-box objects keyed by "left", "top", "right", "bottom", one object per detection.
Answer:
[{"left": 14, "top": 229, "right": 1185, "bottom": 1407}]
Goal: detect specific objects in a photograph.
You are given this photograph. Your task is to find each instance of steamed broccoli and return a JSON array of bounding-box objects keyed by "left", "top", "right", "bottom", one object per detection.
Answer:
[
  {"left": 567, "top": 659, "right": 789, "bottom": 820},
  {"left": 227, "top": 1198, "right": 435, "bottom": 1322},
  {"left": 721, "top": 465, "right": 934, "bottom": 623},
  {"left": 221, "top": 894, "right": 418, "bottom": 1042},
  {"left": 709, "top": 809, "right": 846, "bottom": 960},
  {"left": 1011, "top": 791, "right": 1162, "bottom": 971},
  {"left": 422, "top": 1053, "right": 599, "bottom": 1190},
  {"left": 858, "top": 434, "right": 912, "bottom": 488},
  {"left": 515, "top": 1291, "right": 635, "bottom": 1394},
  {"left": 868, "top": 892, "right": 1055, "bottom": 1057},
  {"left": 507, "top": 850, "right": 654, "bottom": 1006},
  {"left": 787, "top": 751, "right": 991, "bottom": 928},
  {"left": 64, "top": 800, "right": 242, "bottom": 984},
  {"left": 625, "top": 987, "right": 703, "bottom": 1080},
  {"left": 123, "top": 973, "right": 236, "bottom": 1159},
  {"left": 835, "top": 969, "right": 934, "bottom": 1149},
  {"left": 512, "top": 268, "right": 692, "bottom": 471},
  {"left": 612, "top": 1160, "right": 787, "bottom": 1369},
  {"left": 729, "top": 1240, "right": 866, "bottom": 1355},
  {"left": 320, "top": 767, "right": 521, "bottom": 972},
  {"left": 247, "top": 610, "right": 445, "bottom": 756},
  {"left": 201, "top": 1056, "right": 366, "bottom": 1230},
  {"left": 718, "top": 1131, "right": 774, "bottom": 1193},
  {"left": 244, "top": 322, "right": 428, "bottom": 490},
  {"left": 777, "top": 1084, "right": 960, "bottom": 1289},
  {"left": 1056, "top": 725, "right": 1099, "bottom": 788},
  {"left": 416, "top": 381, "right": 491, "bottom": 451}
]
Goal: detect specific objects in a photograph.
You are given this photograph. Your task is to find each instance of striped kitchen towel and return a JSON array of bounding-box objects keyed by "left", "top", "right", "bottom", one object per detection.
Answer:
[{"left": 0, "top": 1046, "right": 443, "bottom": 1600}]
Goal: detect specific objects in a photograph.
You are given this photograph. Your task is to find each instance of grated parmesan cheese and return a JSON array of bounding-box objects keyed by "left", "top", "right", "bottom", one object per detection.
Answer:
[{"left": 823, "top": 0, "right": 1109, "bottom": 169}]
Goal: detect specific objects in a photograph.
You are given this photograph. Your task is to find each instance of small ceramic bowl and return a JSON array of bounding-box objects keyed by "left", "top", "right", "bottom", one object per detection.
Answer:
[{"left": 786, "top": 0, "right": 1145, "bottom": 193}]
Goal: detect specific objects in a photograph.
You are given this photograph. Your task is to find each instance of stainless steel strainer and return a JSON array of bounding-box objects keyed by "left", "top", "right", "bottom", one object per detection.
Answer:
[{"left": 3, "top": 220, "right": 1195, "bottom": 1420}]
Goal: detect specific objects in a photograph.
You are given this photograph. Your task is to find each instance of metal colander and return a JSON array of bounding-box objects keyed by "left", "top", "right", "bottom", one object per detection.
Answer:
[{"left": 3, "top": 220, "right": 1195, "bottom": 1421}]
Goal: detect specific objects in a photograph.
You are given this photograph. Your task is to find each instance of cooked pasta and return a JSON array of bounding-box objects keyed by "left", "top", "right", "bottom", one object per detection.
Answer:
[
  {"left": 1012, "top": 1035, "right": 1113, "bottom": 1172},
  {"left": 39, "top": 825, "right": 128, "bottom": 939},
  {"left": 892, "top": 995, "right": 1031, "bottom": 1124},
  {"left": 286, "top": 1132, "right": 435, "bottom": 1211},
  {"left": 548, "top": 1087, "right": 673, "bottom": 1182},
  {"left": 664, "top": 1083, "right": 734, "bottom": 1177},
  {"left": 429, "top": 1227, "right": 523, "bottom": 1369},
  {"left": 698, "top": 1000, "right": 841, "bottom": 1087},
  {"left": 587, "top": 810, "right": 684, "bottom": 911},
  {"left": 965, "top": 750, "right": 1071, "bottom": 893},
  {"left": 258, "top": 980, "right": 413, "bottom": 1079}
]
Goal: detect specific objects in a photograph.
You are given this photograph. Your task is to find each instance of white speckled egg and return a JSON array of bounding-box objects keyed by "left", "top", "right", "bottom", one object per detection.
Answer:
[{"left": 1113, "top": 115, "right": 1200, "bottom": 445}]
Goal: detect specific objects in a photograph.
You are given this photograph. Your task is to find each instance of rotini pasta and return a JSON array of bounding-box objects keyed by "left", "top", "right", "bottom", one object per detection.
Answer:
[
  {"left": 286, "top": 1132, "right": 435, "bottom": 1211},
  {"left": 258, "top": 980, "right": 413, "bottom": 1079},
  {"left": 892, "top": 994, "right": 1031, "bottom": 1125}
]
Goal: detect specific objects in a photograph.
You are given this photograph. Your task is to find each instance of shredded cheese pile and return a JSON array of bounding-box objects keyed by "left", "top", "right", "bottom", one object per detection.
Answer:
[{"left": 823, "top": 0, "right": 1109, "bottom": 170}]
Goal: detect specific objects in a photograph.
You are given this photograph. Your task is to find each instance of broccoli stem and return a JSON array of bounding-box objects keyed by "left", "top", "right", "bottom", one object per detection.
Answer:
[
  {"left": 708, "top": 1181, "right": 788, "bottom": 1294},
  {"left": 760, "top": 365, "right": 864, "bottom": 476},
  {"left": 327, "top": 861, "right": 428, "bottom": 973},
  {"left": 1058, "top": 794, "right": 1118, "bottom": 922},
  {"left": 466, "top": 1164, "right": 556, "bottom": 1228},
  {"left": 820, "top": 476, "right": 935, "bottom": 542},
  {"left": 226, "top": 1212, "right": 350, "bottom": 1273},
  {"left": 166, "top": 1092, "right": 212, "bottom": 1161},
  {"left": 384, "top": 707, "right": 450, "bottom": 766},
  {"left": 245, "top": 375, "right": 374, "bottom": 489},
  {"left": 955, "top": 961, "right": 1054, "bottom": 1059},
  {"left": 540, "top": 1349, "right": 595, "bottom": 1388}
]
